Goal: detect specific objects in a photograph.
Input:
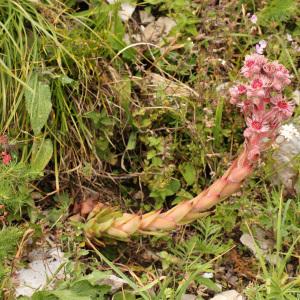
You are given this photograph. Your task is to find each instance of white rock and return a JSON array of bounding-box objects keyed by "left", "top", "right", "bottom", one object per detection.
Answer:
[
  {"left": 14, "top": 248, "right": 66, "bottom": 297},
  {"left": 139, "top": 10, "right": 155, "bottom": 24},
  {"left": 182, "top": 294, "right": 197, "bottom": 300},
  {"left": 210, "top": 290, "right": 244, "bottom": 300},
  {"left": 240, "top": 234, "right": 257, "bottom": 255},
  {"left": 240, "top": 233, "right": 277, "bottom": 265},
  {"left": 216, "top": 82, "right": 230, "bottom": 92},
  {"left": 119, "top": 3, "right": 135, "bottom": 22},
  {"left": 123, "top": 33, "right": 131, "bottom": 44},
  {"left": 143, "top": 17, "right": 176, "bottom": 43},
  {"left": 107, "top": 0, "right": 135, "bottom": 22},
  {"left": 202, "top": 272, "right": 214, "bottom": 279},
  {"left": 100, "top": 275, "right": 127, "bottom": 293},
  {"left": 292, "top": 90, "right": 300, "bottom": 105},
  {"left": 272, "top": 119, "right": 300, "bottom": 192}
]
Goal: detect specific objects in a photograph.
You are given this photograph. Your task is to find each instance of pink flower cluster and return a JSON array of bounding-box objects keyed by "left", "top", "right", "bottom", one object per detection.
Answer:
[{"left": 229, "top": 54, "right": 294, "bottom": 162}]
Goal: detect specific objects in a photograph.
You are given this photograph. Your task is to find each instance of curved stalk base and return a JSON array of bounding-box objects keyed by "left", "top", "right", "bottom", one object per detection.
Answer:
[{"left": 84, "top": 147, "right": 253, "bottom": 242}]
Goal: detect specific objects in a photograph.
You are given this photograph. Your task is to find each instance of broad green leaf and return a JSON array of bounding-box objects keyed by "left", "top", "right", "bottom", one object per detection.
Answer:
[
  {"left": 194, "top": 277, "right": 221, "bottom": 292},
  {"left": 126, "top": 132, "right": 137, "bottom": 151},
  {"left": 84, "top": 111, "right": 101, "bottom": 126},
  {"left": 84, "top": 111, "right": 114, "bottom": 128},
  {"left": 70, "top": 280, "right": 107, "bottom": 297},
  {"left": 172, "top": 189, "right": 194, "bottom": 204},
  {"left": 59, "top": 75, "right": 74, "bottom": 86},
  {"left": 146, "top": 149, "right": 156, "bottom": 160},
  {"left": 150, "top": 179, "right": 181, "bottom": 201},
  {"left": 30, "top": 272, "right": 112, "bottom": 300},
  {"left": 166, "top": 179, "right": 180, "bottom": 194},
  {"left": 31, "top": 139, "right": 53, "bottom": 174},
  {"left": 113, "top": 291, "right": 136, "bottom": 300},
  {"left": 179, "top": 163, "right": 196, "bottom": 186},
  {"left": 151, "top": 157, "right": 163, "bottom": 167},
  {"left": 84, "top": 270, "right": 112, "bottom": 285},
  {"left": 51, "top": 290, "right": 91, "bottom": 300},
  {"left": 31, "top": 291, "right": 58, "bottom": 300},
  {"left": 140, "top": 118, "right": 151, "bottom": 128},
  {"left": 100, "top": 115, "right": 114, "bottom": 127},
  {"left": 25, "top": 73, "right": 52, "bottom": 135}
]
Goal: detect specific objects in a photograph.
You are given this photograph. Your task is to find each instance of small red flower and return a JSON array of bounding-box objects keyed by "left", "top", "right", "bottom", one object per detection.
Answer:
[
  {"left": 1, "top": 152, "right": 11, "bottom": 165},
  {"left": 241, "top": 54, "right": 267, "bottom": 78},
  {"left": 244, "top": 116, "right": 269, "bottom": 137},
  {"left": 271, "top": 96, "right": 294, "bottom": 119},
  {"left": 277, "top": 100, "right": 288, "bottom": 109},
  {"left": 251, "top": 79, "right": 263, "bottom": 89},
  {"left": 262, "top": 62, "right": 276, "bottom": 74},
  {"left": 237, "top": 84, "right": 247, "bottom": 94},
  {"left": 246, "top": 60, "right": 255, "bottom": 68}
]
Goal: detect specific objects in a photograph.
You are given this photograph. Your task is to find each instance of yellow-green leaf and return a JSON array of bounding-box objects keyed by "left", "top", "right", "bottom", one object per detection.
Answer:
[
  {"left": 31, "top": 139, "right": 53, "bottom": 174},
  {"left": 179, "top": 163, "right": 196, "bottom": 186},
  {"left": 25, "top": 73, "right": 52, "bottom": 135}
]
